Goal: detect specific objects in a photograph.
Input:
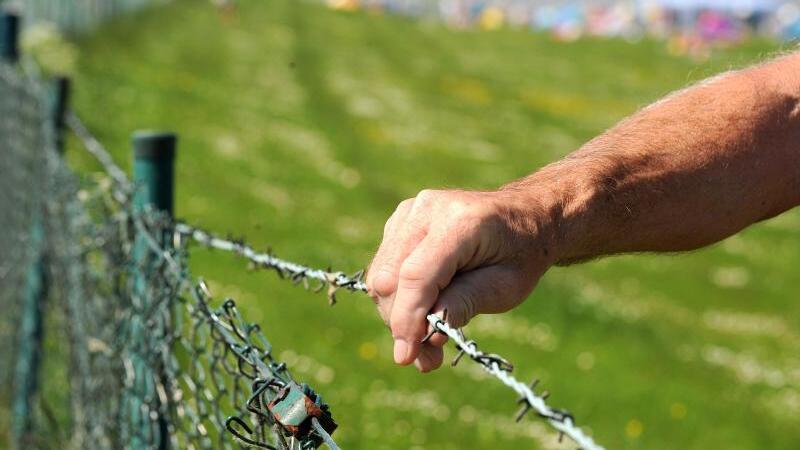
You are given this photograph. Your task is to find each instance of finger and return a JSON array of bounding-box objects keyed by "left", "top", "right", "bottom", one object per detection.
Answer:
[
  {"left": 366, "top": 198, "right": 413, "bottom": 298},
  {"left": 434, "top": 265, "right": 537, "bottom": 329},
  {"left": 412, "top": 266, "right": 534, "bottom": 358},
  {"left": 414, "top": 345, "right": 444, "bottom": 373},
  {"left": 370, "top": 204, "right": 410, "bottom": 325},
  {"left": 390, "top": 228, "right": 476, "bottom": 365},
  {"left": 367, "top": 197, "right": 431, "bottom": 300},
  {"left": 375, "top": 299, "right": 391, "bottom": 328}
]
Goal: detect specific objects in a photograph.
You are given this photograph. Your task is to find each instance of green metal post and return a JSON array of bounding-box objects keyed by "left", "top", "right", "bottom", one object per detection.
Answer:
[
  {"left": 12, "top": 77, "right": 70, "bottom": 450},
  {"left": 11, "top": 228, "right": 46, "bottom": 450},
  {"left": 133, "top": 132, "right": 176, "bottom": 214},
  {"left": 1, "top": 10, "right": 19, "bottom": 63},
  {"left": 130, "top": 131, "right": 176, "bottom": 450},
  {"left": 49, "top": 77, "right": 71, "bottom": 154}
]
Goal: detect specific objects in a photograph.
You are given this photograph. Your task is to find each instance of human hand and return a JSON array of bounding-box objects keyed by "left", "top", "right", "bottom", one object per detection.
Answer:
[{"left": 366, "top": 189, "right": 556, "bottom": 372}]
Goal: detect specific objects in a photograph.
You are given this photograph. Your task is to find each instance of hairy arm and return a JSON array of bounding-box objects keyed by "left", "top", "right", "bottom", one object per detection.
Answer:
[
  {"left": 510, "top": 53, "right": 800, "bottom": 261},
  {"left": 367, "top": 52, "right": 800, "bottom": 372}
]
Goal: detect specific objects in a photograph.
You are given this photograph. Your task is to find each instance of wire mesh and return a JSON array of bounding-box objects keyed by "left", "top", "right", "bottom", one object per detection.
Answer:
[
  {"left": 0, "top": 61, "right": 49, "bottom": 448},
  {"left": 1, "top": 60, "right": 338, "bottom": 450}
]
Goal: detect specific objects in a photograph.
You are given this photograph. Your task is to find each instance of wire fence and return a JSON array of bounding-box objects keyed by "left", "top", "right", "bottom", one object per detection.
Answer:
[
  {"left": 1, "top": 6, "right": 606, "bottom": 450},
  {"left": 1, "top": 33, "right": 338, "bottom": 450},
  {"left": 70, "top": 100, "right": 606, "bottom": 450}
]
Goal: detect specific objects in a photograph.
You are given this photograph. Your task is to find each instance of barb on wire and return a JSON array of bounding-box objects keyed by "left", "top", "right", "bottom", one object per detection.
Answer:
[
  {"left": 68, "top": 108, "right": 603, "bottom": 450},
  {"left": 425, "top": 313, "right": 601, "bottom": 450},
  {"left": 173, "top": 223, "right": 366, "bottom": 306}
]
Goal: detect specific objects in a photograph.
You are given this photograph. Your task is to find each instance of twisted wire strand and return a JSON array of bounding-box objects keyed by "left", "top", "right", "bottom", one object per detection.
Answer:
[
  {"left": 172, "top": 223, "right": 366, "bottom": 303},
  {"left": 68, "top": 110, "right": 605, "bottom": 450},
  {"left": 65, "top": 112, "right": 132, "bottom": 195},
  {"left": 427, "top": 315, "right": 602, "bottom": 450}
]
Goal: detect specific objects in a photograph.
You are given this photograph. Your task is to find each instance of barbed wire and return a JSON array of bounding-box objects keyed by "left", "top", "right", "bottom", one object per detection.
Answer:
[
  {"left": 172, "top": 223, "right": 366, "bottom": 305},
  {"left": 67, "top": 108, "right": 605, "bottom": 450}
]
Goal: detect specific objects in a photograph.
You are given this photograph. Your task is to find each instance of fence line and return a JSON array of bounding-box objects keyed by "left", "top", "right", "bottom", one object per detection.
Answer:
[
  {"left": 2, "top": 3, "right": 608, "bottom": 447},
  {"left": 2, "top": 13, "right": 341, "bottom": 447},
  {"left": 67, "top": 89, "right": 606, "bottom": 450},
  {"left": 67, "top": 112, "right": 342, "bottom": 450}
]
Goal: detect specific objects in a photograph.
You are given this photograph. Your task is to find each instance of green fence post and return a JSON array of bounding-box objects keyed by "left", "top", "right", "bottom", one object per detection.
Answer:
[
  {"left": 133, "top": 132, "right": 176, "bottom": 214},
  {"left": 130, "top": 131, "right": 176, "bottom": 450},
  {"left": 1, "top": 9, "right": 19, "bottom": 63},
  {"left": 12, "top": 77, "right": 71, "bottom": 450},
  {"left": 50, "top": 77, "right": 71, "bottom": 154}
]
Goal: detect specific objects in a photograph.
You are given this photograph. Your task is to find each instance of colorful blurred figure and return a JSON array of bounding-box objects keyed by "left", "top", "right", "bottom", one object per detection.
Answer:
[{"left": 322, "top": 0, "right": 800, "bottom": 58}]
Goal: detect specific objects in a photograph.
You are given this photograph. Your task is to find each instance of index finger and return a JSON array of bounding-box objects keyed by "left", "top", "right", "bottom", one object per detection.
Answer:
[
  {"left": 366, "top": 198, "right": 426, "bottom": 300},
  {"left": 389, "top": 228, "right": 476, "bottom": 365}
]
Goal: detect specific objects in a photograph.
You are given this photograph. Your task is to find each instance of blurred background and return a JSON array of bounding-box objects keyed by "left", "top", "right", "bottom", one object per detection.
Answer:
[{"left": 3, "top": 0, "right": 800, "bottom": 448}]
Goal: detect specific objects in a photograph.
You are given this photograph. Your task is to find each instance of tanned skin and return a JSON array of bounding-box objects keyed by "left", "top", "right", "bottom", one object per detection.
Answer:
[{"left": 366, "top": 53, "right": 800, "bottom": 373}]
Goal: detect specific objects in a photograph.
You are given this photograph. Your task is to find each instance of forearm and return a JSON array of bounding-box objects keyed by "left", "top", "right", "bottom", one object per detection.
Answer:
[{"left": 504, "top": 53, "right": 800, "bottom": 264}]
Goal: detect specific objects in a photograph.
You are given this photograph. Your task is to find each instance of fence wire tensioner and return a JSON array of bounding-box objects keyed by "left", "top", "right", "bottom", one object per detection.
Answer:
[{"left": 227, "top": 377, "right": 337, "bottom": 449}]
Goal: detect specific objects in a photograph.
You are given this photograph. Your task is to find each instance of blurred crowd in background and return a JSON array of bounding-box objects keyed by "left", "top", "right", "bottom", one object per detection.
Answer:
[{"left": 324, "top": 0, "right": 800, "bottom": 59}]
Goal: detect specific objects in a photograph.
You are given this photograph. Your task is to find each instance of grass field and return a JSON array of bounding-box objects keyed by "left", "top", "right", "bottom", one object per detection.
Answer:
[{"left": 59, "top": 0, "right": 800, "bottom": 448}]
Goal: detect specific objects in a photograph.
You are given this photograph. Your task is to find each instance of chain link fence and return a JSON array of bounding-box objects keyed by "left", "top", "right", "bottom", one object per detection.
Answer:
[{"left": 1, "top": 36, "right": 339, "bottom": 450}]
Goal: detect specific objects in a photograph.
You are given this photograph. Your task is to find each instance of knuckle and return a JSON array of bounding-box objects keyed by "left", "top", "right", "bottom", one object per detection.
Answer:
[
  {"left": 444, "top": 196, "right": 485, "bottom": 224},
  {"left": 445, "top": 195, "right": 469, "bottom": 213},
  {"left": 415, "top": 189, "right": 439, "bottom": 206},
  {"left": 397, "top": 198, "right": 414, "bottom": 213},
  {"left": 371, "top": 268, "right": 398, "bottom": 298},
  {"left": 398, "top": 258, "right": 427, "bottom": 285}
]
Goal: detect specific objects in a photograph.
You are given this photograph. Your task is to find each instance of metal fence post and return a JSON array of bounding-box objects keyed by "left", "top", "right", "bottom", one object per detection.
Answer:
[
  {"left": 133, "top": 132, "right": 176, "bottom": 214},
  {"left": 1, "top": 9, "right": 19, "bottom": 63},
  {"left": 12, "top": 233, "right": 46, "bottom": 450},
  {"left": 130, "top": 131, "right": 176, "bottom": 450},
  {"left": 12, "top": 77, "right": 71, "bottom": 450},
  {"left": 50, "top": 77, "right": 71, "bottom": 154}
]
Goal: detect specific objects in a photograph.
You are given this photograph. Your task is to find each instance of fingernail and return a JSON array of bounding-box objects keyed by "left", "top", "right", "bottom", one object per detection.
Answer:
[{"left": 393, "top": 338, "right": 409, "bottom": 364}]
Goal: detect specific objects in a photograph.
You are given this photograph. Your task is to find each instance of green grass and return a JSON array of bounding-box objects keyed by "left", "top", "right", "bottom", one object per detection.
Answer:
[{"left": 61, "top": 0, "right": 800, "bottom": 448}]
